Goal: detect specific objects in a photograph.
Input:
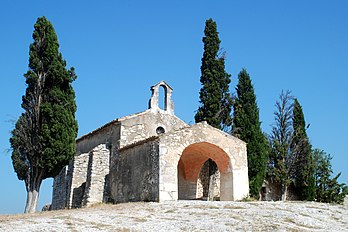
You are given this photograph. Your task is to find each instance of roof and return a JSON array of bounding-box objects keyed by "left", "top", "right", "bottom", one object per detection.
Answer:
[{"left": 151, "top": 80, "right": 173, "bottom": 91}]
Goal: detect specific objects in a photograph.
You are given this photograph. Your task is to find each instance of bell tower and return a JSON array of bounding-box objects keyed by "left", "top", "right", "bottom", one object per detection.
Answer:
[{"left": 148, "top": 81, "right": 174, "bottom": 115}]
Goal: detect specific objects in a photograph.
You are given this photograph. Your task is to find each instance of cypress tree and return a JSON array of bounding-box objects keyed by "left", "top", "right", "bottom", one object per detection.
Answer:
[
  {"left": 10, "top": 16, "right": 78, "bottom": 213},
  {"left": 312, "top": 149, "right": 348, "bottom": 203},
  {"left": 268, "top": 90, "right": 294, "bottom": 201},
  {"left": 195, "top": 18, "right": 232, "bottom": 131},
  {"left": 291, "top": 99, "right": 315, "bottom": 200},
  {"left": 232, "top": 69, "right": 268, "bottom": 198}
]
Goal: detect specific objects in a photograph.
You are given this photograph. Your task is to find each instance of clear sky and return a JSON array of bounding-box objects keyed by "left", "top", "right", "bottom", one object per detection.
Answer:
[{"left": 1, "top": 1, "right": 347, "bottom": 214}]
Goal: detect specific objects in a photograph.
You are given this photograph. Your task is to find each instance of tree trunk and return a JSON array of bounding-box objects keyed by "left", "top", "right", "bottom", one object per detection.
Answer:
[
  {"left": 24, "top": 188, "right": 39, "bottom": 213},
  {"left": 24, "top": 171, "right": 43, "bottom": 213},
  {"left": 281, "top": 184, "right": 288, "bottom": 201}
]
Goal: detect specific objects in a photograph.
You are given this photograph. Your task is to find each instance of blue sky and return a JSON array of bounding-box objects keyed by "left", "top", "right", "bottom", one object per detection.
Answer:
[{"left": 1, "top": 1, "right": 347, "bottom": 214}]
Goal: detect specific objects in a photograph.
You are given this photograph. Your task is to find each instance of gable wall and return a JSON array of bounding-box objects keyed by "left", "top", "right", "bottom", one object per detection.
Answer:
[{"left": 119, "top": 111, "right": 188, "bottom": 148}]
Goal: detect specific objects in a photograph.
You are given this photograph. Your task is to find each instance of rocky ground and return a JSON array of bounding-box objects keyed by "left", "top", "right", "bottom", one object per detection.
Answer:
[{"left": 0, "top": 201, "right": 347, "bottom": 231}]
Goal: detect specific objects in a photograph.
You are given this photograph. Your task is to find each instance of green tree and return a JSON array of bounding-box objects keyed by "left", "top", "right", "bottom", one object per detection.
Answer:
[
  {"left": 312, "top": 149, "right": 348, "bottom": 204},
  {"left": 232, "top": 68, "right": 268, "bottom": 198},
  {"left": 268, "top": 90, "right": 294, "bottom": 201},
  {"left": 291, "top": 99, "right": 315, "bottom": 200},
  {"left": 195, "top": 18, "right": 232, "bottom": 131},
  {"left": 10, "top": 16, "right": 78, "bottom": 213}
]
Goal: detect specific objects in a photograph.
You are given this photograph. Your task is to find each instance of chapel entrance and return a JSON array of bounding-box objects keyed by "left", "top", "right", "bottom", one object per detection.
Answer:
[
  {"left": 177, "top": 142, "right": 233, "bottom": 201},
  {"left": 197, "top": 159, "right": 220, "bottom": 200}
]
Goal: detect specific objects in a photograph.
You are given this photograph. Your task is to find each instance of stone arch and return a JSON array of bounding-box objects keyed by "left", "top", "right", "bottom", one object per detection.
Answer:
[
  {"left": 177, "top": 142, "right": 232, "bottom": 200},
  {"left": 158, "top": 122, "right": 248, "bottom": 202}
]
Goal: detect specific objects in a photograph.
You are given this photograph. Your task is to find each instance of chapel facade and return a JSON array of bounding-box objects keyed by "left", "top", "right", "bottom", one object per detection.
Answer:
[{"left": 51, "top": 81, "right": 249, "bottom": 209}]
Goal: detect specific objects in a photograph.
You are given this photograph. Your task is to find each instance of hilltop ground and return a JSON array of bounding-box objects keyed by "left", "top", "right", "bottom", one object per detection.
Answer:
[{"left": 0, "top": 201, "right": 347, "bottom": 231}]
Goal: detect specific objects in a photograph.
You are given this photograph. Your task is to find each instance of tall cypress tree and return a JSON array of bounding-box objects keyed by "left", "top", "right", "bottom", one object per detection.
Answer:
[
  {"left": 291, "top": 99, "right": 315, "bottom": 200},
  {"left": 268, "top": 90, "right": 294, "bottom": 201},
  {"left": 195, "top": 18, "right": 232, "bottom": 131},
  {"left": 10, "top": 16, "right": 78, "bottom": 213},
  {"left": 232, "top": 69, "right": 268, "bottom": 198}
]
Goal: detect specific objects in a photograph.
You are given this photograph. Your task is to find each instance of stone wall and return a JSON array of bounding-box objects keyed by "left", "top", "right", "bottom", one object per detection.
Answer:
[
  {"left": 82, "top": 144, "right": 110, "bottom": 207},
  {"left": 262, "top": 179, "right": 282, "bottom": 201},
  {"left": 51, "top": 166, "right": 68, "bottom": 210},
  {"left": 67, "top": 153, "right": 89, "bottom": 208},
  {"left": 262, "top": 179, "right": 300, "bottom": 201},
  {"left": 110, "top": 139, "right": 160, "bottom": 203},
  {"left": 177, "top": 160, "right": 197, "bottom": 200},
  {"left": 52, "top": 121, "right": 247, "bottom": 208},
  {"left": 53, "top": 110, "right": 186, "bottom": 209},
  {"left": 119, "top": 111, "right": 188, "bottom": 148}
]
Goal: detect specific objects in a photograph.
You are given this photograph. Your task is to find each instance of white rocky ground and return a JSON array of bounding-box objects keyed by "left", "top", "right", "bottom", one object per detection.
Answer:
[{"left": 0, "top": 201, "right": 347, "bottom": 231}]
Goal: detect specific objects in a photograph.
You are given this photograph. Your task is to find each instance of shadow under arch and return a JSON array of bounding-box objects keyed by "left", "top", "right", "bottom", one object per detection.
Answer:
[{"left": 177, "top": 142, "right": 233, "bottom": 201}]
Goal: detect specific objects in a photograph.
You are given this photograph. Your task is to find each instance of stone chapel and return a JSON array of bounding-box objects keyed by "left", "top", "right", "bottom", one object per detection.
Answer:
[{"left": 51, "top": 81, "right": 249, "bottom": 210}]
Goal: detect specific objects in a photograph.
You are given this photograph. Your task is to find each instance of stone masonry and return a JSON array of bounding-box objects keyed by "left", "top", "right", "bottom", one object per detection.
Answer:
[
  {"left": 68, "top": 153, "right": 89, "bottom": 208},
  {"left": 82, "top": 144, "right": 110, "bottom": 207},
  {"left": 51, "top": 166, "right": 68, "bottom": 210},
  {"left": 51, "top": 81, "right": 249, "bottom": 209}
]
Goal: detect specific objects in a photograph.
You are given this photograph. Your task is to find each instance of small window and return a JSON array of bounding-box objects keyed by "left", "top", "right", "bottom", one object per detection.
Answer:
[{"left": 156, "top": 126, "right": 165, "bottom": 135}]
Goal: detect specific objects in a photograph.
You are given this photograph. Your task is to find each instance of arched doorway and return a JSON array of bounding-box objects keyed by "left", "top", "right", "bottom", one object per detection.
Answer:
[
  {"left": 177, "top": 142, "right": 233, "bottom": 201},
  {"left": 197, "top": 158, "right": 220, "bottom": 200}
]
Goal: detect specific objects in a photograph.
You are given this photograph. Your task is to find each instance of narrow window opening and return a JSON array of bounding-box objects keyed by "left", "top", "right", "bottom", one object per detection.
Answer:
[{"left": 158, "top": 85, "right": 167, "bottom": 110}]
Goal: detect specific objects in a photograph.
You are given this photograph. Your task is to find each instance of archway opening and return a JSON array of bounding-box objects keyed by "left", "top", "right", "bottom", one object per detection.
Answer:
[
  {"left": 177, "top": 142, "right": 232, "bottom": 201},
  {"left": 197, "top": 159, "right": 220, "bottom": 200},
  {"left": 158, "top": 85, "right": 167, "bottom": 111}
]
